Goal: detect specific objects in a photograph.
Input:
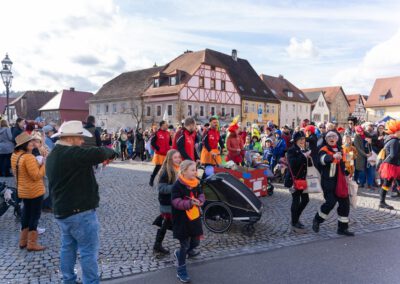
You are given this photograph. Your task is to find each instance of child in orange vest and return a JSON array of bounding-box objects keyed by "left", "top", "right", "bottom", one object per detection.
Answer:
[{"left": 342, "top": 133, "right": 358, "bottom": 177}]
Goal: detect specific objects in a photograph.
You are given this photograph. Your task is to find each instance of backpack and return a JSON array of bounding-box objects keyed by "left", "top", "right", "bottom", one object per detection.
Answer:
[{"left": 376, "top": 147, "right": 386, "bottom": 170}]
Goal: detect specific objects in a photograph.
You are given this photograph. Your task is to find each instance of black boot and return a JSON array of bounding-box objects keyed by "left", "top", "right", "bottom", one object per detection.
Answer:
[
  {"left": 153, "top": 229, "right": 169, "bottom": 255},
  {"left": 337, "top": 221, "right": 355, "bottom": 236},
  {"left": 380, "top": 189, "right": 394, "bottom": 210},
  {"left": 149, "top": 177, "right": 154, "bottom": 187},
  {"left": 312, "top": 213, "right": 323, "bottom": 233}
]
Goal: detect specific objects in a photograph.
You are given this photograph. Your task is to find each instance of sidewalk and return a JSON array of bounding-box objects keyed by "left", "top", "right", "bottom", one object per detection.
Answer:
[{"left": 105, "top": 227, "right": 400, "bottom": 284}]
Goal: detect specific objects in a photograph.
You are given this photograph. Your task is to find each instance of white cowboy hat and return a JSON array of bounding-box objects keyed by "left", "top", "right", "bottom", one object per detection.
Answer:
[{"left": 51, "top": 120, "right": 92, "bottom": 138}]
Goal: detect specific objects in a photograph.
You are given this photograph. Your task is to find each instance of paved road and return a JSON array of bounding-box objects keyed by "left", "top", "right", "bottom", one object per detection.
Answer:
[
  {"left": 107, "top": 227, "right": 400, "bottom": 284},
  {"left": 1, "top": 160, "right": 400, "bottom": 283}
]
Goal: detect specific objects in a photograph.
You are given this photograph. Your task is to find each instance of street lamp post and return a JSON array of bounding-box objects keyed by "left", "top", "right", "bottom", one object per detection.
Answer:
[{"left": 0, "top": 54, "right": 13, "bottom": 123}]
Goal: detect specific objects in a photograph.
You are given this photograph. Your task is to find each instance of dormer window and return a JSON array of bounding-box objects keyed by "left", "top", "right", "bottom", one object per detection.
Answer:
[
  {"left": 153, "top": 78, "right": 160, "bottom": 88},
  {"left": 379, "top": 95, "right": 386, "bottom": 101},
  {"left": 286, "top": 91, "right": 293, "bottom": 98},
  {"left": 170, "top": 76, "right": 177, "bottom": 86}
]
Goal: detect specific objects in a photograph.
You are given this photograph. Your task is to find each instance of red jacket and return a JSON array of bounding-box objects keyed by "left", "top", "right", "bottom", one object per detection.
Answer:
[
  {"left": 173, "top": 128, "right": 198, "bottom": 161},
  {"left": 203, "top": 128, "right": 221, "bottom": 151},
  {"left": 151, "top": 129, "right": 171, "bottom": 155}
]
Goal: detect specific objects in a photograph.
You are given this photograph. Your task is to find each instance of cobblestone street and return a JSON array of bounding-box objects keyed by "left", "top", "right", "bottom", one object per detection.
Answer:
[{"left": 1, "top": 161, "right": 400, "bottom": 283}]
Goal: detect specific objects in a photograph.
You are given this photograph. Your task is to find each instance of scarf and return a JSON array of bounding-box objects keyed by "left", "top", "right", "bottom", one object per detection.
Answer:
[
  {"left": 173, "top": 164, "right": 180, "bottom": 172},
  {"left": 179, "top": 174, "right": 199, "bottom": 188}
]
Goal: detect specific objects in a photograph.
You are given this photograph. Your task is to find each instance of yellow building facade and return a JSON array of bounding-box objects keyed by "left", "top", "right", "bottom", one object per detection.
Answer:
[
  {"left": 241, "top": 99, "right": 280, "bottom": 127},
  {"left": 366, "top": 106, "right": 400, "bottom": 122}
]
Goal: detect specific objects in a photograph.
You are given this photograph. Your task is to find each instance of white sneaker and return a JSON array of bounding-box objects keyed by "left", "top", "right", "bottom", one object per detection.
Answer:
[{"left": 37, "top": 227, "right": 46, "bottom": 234}]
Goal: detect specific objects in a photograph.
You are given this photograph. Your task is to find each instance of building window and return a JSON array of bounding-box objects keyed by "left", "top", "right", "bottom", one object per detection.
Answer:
[
  {"left": 170, "top": 76, "right": 177, "bottom": 86},
  {"left": 375, "top": 109, "right": 385, "bottom": 117},
  {"left": 287, "top": 91, "right": 293, "bottom": 98},
  {"left": 153, "top": 78, "right": 159, "bottom": 87},
  {"left": 314, "top": 114, "right": 321, "bottom": 121},
  {"left": 379, "top": 95, "right": 386, "bottom": 101},
  {"left": 244, "top": 102, "right": 249, "bottom": 113},
  {"left": 156, "top": 105, "right": 162, "bottom": 117},
  {"left": 230, "top": 108, "right": 234, "bottom": 117},
  {"left": 146, "top": 106, "right": 151, "bottom": 117},
  {"left": 105, "top": 104, "right": 109, "bottom": 113},
  {"left": 271, "top": 105, "right": 275, "bottom": 114},
  {"left": 221, "top": 80, "right": 226, "bottom": 91},
  {"left": 96, "top": 104, "right": 100, "bottom": 114},
  {"left": 211, "top": 79, "right": 216, "bottom": 90},
  {"left": 211, "top": 65, "right": 216, "bottom": 70},
  {"left": 200, "top": 106, "right": 205, "bottom": 117},
  {"left": 199, "top": 77, "right": 204, "bottom": 88},
  {"left": 299, "top": 105, "right": 302, "bottom": 112},
  {"left": 251, "top": 103, "right": 255, "bottom": 112},
  {"left": 121, "top": 102, "right": 127, "bottom": 112},
  {"left": 211, "top": 106, "right": 215, "bottom": 116},
  {"left": 266, "top": 104, "right": 270, "bottom": 113},
  {"left": 188, "top": 105, "right": 193, "bottom": 116},
  {"left": 167, "top": 105, "right": 173, "bottom": 116},
  {"left": 292, "top": 104, "right": 295, "bottom": 112},
  {"left": 324, "top": 114, "right": 329, "bottom": 122},
  {"left": 221, "top": 107, "right": 226, "bottom": 116}
]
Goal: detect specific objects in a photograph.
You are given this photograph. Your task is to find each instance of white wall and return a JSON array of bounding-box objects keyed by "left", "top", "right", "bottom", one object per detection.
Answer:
[
  {"left": 280, "top": 100, "right": 311, "bottom": 127},
  {"left": 311, "top": 94, "right": 330, "bottom": 123}
]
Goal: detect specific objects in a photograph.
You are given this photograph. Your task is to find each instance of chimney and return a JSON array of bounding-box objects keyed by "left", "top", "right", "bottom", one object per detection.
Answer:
[
  {"left": 232, "top": 49, "right": 237, "bottom": 61},
  {"left": 278, "top": 74, "right": 284, "bottom": 79},
  {"left": 184, "top": 50, "right": 193, "bottom": 54},
  {"left": 70, "top": 87, "right": 75, "bottom": 92}
]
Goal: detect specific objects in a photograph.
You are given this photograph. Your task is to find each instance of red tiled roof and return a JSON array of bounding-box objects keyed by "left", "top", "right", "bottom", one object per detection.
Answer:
[
  {"left": 40, "top": 89, "right": 93, "bottom": 111},
  {"left": 364, "top": 76, "right": 400, "bottom": 108},
  {"left": 346, "top": 94, "right": 364, "bottom": 113},
  {"left": 260, "top": 74, "right": 310, "bottom": 103}
]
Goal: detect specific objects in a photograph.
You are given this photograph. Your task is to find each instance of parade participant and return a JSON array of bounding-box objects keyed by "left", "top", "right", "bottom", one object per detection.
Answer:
[
  {"left": 132, "top": 128, "right": 145, "bottom": 161},
  {"left": 226, "top": 116, "right": 244, "bottom": 165},
  {"left": 119, "top": 130, "right": 128, "bottom": 161},
  {"left": 46, "top": 121, "right": 116, "bottom": 284},
  {"left": 239, "top": 126, "right": 248, "bottom": 145},
  {"left": 271, "top": 129, "right": 286, "bottom": 171},
  {"left": 12, "top": 132, "right": 46, "bottom": 251},
  {"left": 42, "top": 125, "right": 55, "bottom": 151},
  {"left": 251, "top": 123, "right": 261, "bottom": 141},
  {"left": 378, "top": 120, "right": 400, "bottom": 209},
  {"left": 149, "top": 121, "right": 171, "bottom": 187},
  {"left": 342, "top": 133, "right": 358, "bottom": 177},
  {"left": 244, "top": 136, "right": 251, "bottom": 151},
  {"left": 317, "top": 123, "right": 327, "bottom": 148},
  {"left": 83, "top": 115, "right": 101, "bottom": 147},
  {"left": 305, "top": 125, "right": 318, "bottom": 166},
  {"left": 172, "top": 160, "right": 205, "bottom": 283},
  {"left": 281, "top": 125, "right": 292, "bottom": 149},
  {"left": 312, "top": 131, "right": 354, "bottom": 236},
  {"left": 285, "top": 131, "right": 310, "bottom": 233},
  {"left": 200, "top": 117, "right": 223, "bottom": 167},
  {"left": 0, "top": 119, "right": 14, "bottom": 177},
  {"left": 173, "top": 117, "right": 199, "bottom": 162},
  {"left": 153, "top": 149, "right": 182, "bottom": 255}
]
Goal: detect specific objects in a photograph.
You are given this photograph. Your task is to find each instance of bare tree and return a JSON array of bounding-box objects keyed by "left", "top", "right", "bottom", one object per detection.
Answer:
[{"left": 129, "top": 98, "right": 144, "bottom": 128}]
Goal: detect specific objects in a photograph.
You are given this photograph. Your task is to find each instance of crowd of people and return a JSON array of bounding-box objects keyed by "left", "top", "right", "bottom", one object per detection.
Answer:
[{"left": 2, "top": 113, "right": 400, "bottom": 284}]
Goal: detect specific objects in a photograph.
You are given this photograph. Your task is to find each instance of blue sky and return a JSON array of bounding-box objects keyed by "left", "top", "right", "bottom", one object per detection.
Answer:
[{"left": 2, "top": 0, "right": 400, "bottom": 95}]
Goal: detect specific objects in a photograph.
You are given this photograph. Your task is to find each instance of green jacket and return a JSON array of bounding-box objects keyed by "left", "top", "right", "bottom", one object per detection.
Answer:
[{"left": 46, "top": 141, "right": 115, "bottom": 218}]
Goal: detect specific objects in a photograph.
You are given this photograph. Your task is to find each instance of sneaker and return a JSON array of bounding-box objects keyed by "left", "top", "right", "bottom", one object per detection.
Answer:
[{"left": 37, "top": 227, "right": 46, "bottom": 234}]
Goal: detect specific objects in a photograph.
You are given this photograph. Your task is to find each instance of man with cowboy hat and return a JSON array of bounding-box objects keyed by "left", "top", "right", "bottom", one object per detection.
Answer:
[{"left": 46, "top": 121, "right": 116, "bottom": 284}]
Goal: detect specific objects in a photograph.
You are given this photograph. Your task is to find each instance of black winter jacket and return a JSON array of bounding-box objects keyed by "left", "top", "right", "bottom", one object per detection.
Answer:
[
  {"left": 383, "top": 136, "right": 400, "bottom": 166},
  {"left": 318, "top": 145, "right": 347, "bottom": 192},
  {"left": 284, "top": 144, "right": 309, "bottom": 188}
]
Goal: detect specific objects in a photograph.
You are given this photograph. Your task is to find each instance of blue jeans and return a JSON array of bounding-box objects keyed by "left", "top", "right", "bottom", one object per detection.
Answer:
[
  {"left": 55, "top": 210, "right": 100, "bottom": 284},
  {"left": 178, "top": 238, "right": 200, "bottom": 266}
]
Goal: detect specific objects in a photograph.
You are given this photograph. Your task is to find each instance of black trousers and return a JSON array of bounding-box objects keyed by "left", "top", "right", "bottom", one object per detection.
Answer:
[
  {"left": 150, "top": 165, "right": 162, "bottom": 182},
  {"left": 132, "top": 151, "right": 145, "bottom": 161},
  {"left": 291, "top": 191, "right": 309, "bottom": 225},
  {"left": 178, "top": 237, "right": 200, "bottom": 266},
  {"left": 315, "top": 187, "right": 350, "bottom": 230},
  {"left": 21, "top": 195, "right": 43, "bottom": 231},
  {"left": 0, "top": 153, "right": 12, "bottom": 176}
]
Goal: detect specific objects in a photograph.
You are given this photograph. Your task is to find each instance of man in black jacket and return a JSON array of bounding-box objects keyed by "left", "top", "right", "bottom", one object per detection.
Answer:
[
  {"left": 47, "top": 121, "right": 115, "bottom": 284},
  {"left": 83, "top": 115, "right": 101, "bottom": 147}
]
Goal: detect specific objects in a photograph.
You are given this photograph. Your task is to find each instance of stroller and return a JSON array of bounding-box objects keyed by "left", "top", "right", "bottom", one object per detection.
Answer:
[
  {"left": 201, "top": 172, "right": 263, "bottom": 236},
  {"left": 0, "top": 182, "right": 21, "bottom": 219}
]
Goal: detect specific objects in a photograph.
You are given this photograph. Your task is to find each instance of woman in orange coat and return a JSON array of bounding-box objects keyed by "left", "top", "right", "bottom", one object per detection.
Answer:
[
  {"left": 11, "top": 132, "right": 46, "bottom": 251},
  {"left": 225, "top": 117, "right": 244, "bottom": 165}
]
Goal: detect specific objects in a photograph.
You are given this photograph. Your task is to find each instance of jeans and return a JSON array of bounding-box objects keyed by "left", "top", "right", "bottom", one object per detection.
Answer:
[
  {"left": 354, "top": 169, "right": 365, "bottom": 186},
  {"left": 178, "top": 238, "right": 200, "bottom": 266},
  {"left": 21, "top": 195, "right": 43, "bottom": 231},
  {"left": 365, "top": 164, "right": 376, "bottom": 186},
  {"left": 56, "top": 210, "right": 100, "bottom": 284}
]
